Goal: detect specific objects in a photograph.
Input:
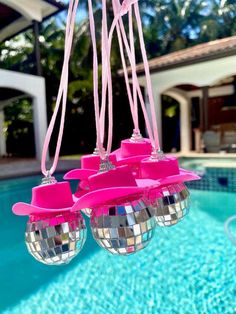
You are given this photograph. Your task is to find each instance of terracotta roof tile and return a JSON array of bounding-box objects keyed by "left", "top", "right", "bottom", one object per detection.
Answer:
[{"left": 122, "top": 36, "right": 236, "bottom": 75}]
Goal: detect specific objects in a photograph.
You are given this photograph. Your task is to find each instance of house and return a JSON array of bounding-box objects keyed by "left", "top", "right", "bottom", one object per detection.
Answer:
[
  {"left": 0, "top": 0, "right": 66, "bottom": 159},
  {"left": 132, "top": 36, "right": 236, "bottom": 154}
]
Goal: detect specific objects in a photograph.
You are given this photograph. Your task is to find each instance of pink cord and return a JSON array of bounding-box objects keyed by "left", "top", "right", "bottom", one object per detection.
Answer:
[
  {"left": 99, "top": 0, "right": 144, "bottom": 147},
  {"left": 134, "top": 2, "right": 160, "bottom": 150},
  {"left": 40, "top": 0, "right": 160, "bottom": 175},
  {"left": 109, "top": 0, "right": 141, "bottom": 135},
  {"left": 102, "top": 0, "right": 153, "bottom": 145},
  {"left": 102, "top": 0, "right": 113, "bottom": 155},
  {"left": 114, "top": 3, "right": 154, "bottom": 145},
  {"left": 87, "top": 0, "right": 104, "bottom": 157},
  {"left": 100, "top": 0, "right": 138, "bottom": 134},
  {"left": 88, "top": 0, "right": 114, "bottom": 158},
  {"left": 41, "top": 0, "right": 79, "bottom": 176},
  {"left": 110, "top": 0, "right": 161, "bottom": 151},
  {"left": 96, "top": 0, "right": 155, "bottom": 154},
  {"left": 115, "top": 24, "right": 137, "bottom": 129},
  {"left": 100, "top": 2, "right": 107, "bottom": 145},
  {"left": 129, "top": 7, "right": 139, "bottom": 133}
]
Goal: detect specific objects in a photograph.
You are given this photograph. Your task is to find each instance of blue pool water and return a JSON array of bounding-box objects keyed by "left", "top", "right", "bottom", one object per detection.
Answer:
[{"left": 0, "top": 175, "right": 236, "bottom": 314}]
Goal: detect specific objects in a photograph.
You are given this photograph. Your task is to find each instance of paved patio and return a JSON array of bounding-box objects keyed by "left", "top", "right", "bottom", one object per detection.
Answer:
[
  {"left": 0, "top": 158, "right": 80, "bottom": 180},
  {"left": 0, "top": 153, "right": 235, "bottom": 180}
]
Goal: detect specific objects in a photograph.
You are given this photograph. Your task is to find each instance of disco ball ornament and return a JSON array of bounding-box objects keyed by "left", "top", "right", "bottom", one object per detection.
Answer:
[
  {"left": 25, "top": 211, "right": 87, "bottom": 265},
  {"left": 90, "top": 199, "right": 156, "bottom": 255},
  {"left": 148, "top": 183, "right": 190, "bottom": 227}
]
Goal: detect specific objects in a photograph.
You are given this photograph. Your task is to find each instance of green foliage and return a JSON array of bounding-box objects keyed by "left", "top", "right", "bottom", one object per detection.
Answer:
[
  {"left": 1, "top": 1, "right": 236, "bottom": 156},
  {"left": 162, "top": 95, "right": 179, "bottom": 118},
  {"left": 4, "top": 98, "right": 32, "bottom": 124},
  {"left": 138, "top": 0, "right": 236, "bottom": 57},
  {"left": 0, "top": 33, "right": 33, "bottom": 72},
  {"left": 4, "top": 98, "right": 34, "bottom": 156}
]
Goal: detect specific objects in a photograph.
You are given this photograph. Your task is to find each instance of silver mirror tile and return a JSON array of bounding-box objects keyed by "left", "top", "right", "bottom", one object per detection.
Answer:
[
  {"left": 91, "top": 199, "right": 156, "bottom": 255},
  {"left": 25, "top": 211, "right": 87, "bottom": 265}
]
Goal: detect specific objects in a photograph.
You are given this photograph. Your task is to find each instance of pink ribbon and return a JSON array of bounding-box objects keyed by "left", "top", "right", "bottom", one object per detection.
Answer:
[
  {"left": 111, "top": 0, "right": 161, "bottom": 151},
  {"left": 88, "top": 0, "right": 114, "bottom": 158},
  {"left": 41, "top": 0, "right": 79, "bottom": 176}
]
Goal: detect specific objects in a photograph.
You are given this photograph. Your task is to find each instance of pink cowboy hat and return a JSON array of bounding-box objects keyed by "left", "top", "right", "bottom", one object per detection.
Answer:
[
  {"left": 64, "top": 168, "right": 97, "bottom": 180},
  {"left": 12, "top": 182, "right": 74, "bottom": 216},
  {"left": 64, "top": 153, "right": 117, "bottom": 182},
  {"left": 71, "top": 165, "right": 146, "bottom": 212},
  {"left": 136, "top": 155, "right": 200, "bottom": 188},
  {"left": 64, "top": 153, "right": 118, "bottom": 201},
  {"left": 114, "top": 138, "right": 152, "bottom": 159},
  {"left": 111, "top": 138, "right": 152, "bottom": 178}
]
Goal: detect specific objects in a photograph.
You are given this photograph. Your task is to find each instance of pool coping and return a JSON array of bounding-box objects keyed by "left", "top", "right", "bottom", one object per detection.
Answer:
[
  {"left": 0, "top": 158, "right": 81, "bottom": 180},
  {"left": 0, "top": 154, "right": 236, "bottom": 180}
]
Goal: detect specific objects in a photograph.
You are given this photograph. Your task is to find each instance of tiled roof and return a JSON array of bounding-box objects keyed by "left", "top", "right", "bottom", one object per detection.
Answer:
[{"left": 123, "top": 36, "right": 236, "bottom": 75}]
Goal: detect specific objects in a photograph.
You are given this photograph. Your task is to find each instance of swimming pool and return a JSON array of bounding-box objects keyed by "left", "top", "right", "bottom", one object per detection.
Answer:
[
  {"left": 180, "top": 158, "right": 236, "bottom": 193},
  {"left": 0, "top": 175, "right": 236, "bottom": 314}
]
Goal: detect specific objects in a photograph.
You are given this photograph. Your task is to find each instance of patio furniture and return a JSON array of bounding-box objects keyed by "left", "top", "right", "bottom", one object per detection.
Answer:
[{"left": 203, "top": 130, "right": 221, "bottom": 153}]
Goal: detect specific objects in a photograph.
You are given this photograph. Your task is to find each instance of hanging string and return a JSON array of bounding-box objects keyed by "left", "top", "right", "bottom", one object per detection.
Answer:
[
  {"left": 110, "top": 0, "right": 146, "bottom": 138},
  {"left": 41, "top": 0, "right": 79, "bottom": 176},
  {"left": 104, "top": 0, "right": 161, "bottom": 151},
  {"left": 100, "top": 0, "right": 138, "bottom": 135},
  {"left": 88, "top": 0, "right": 114, "bottom": 158},
  {"left": 133, "top": 2, "right": 160, "bottom": 151},
  {"left": 87, "top": 0, "right": 104, "bottom": 157},
  {"left": 102, "top": 0, "right": 113, "bottom": 155},
  {"left": 116, "top": 23, "right": 138, "bottom": 132},
  {"left": 128, "top": 6, "right": 139, "bottom": 134},
  {"left": 100, "top": 0, "right": 149, "bottom": 146},
  {"left": 99, "top": 0, "right": 145, "bottom": 144},
  {"left": 99, "top": 0, "right": 107, "bottom": 147},
  {"left": 108, "top": 0, "right": 163, "bottom": 151},
  {"left": 99, "top": 0, "right": 156, "bottom": 149},
  {"left": 111, "top": 0, "right": 155, "bottom": 146}
]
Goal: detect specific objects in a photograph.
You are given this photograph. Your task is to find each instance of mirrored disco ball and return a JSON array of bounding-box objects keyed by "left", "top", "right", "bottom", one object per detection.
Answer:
[
  {"left": 25, "top": 211, "right": 87, "bottom": 265},
  {"left": 91, "top": 199, "right": 156, "bottom": 255},
  {"left": 148, "top": 183, "right": 190, "bottom": 227}
]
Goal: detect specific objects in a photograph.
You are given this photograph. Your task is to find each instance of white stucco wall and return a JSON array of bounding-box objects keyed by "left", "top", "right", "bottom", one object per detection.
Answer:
[
  {"left": 0, "top": 0, "right": 58, "bottom": 41},
  {"left": 138, "top": 54, "right": 236, "bottom": 152},
  {"left": 139, "top": 55, "right": 236, "bottom": 93}
]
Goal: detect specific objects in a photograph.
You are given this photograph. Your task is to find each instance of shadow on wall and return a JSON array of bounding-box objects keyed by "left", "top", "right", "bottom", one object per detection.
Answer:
[{"left": 0, "top": 174, "right": 99, "bottom": 313}]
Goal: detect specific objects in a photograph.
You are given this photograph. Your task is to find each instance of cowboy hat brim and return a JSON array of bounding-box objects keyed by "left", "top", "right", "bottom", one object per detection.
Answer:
[
  {"left": 71, "top": 186, "right": 145, "bottom": 212},
  {"left": 157, "top": 169, "right": 200, "bottom": 186},
  {"left": 136, "top": 169, "right": 200, "bottom": 188},
  {"left": 72, "top": 189, "right": 89, "bottom": 202},
  {"left": 12, "top": 202, "right": 71, "bottom": 216},
  {"left": 64, "top": 168, "right": 97, "bottom": 180}
]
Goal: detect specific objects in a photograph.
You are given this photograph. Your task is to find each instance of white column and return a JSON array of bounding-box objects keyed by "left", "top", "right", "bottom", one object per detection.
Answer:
[
  {"left": 152, "top": 92, "right": 163, "bottom": 149},
  {"left": 0, "top": 110, "right": 6, "bottom": 156},
  {"left": 32, "top": 83, "right": 48, "bottom": 160},
  {"left": 180, "top": 98, "right": 192, "bottom": 153}
]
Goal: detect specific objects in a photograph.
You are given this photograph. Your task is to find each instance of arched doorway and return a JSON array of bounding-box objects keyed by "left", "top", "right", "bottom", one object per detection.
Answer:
[
  {"left": 162, "top": 78, "right": 236, "bottom": 153},
  {"left": 161, "top": 94, "right": 180, "bottom": 152},
  {"left": 162, "top": 87, "right": 194, "bottom": 153},
  {"left": 0, "top": 69, "right": 48, "bottom": 159},
  {"left": 0, "top": 88, "right": 35, "bottom": 157}
]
